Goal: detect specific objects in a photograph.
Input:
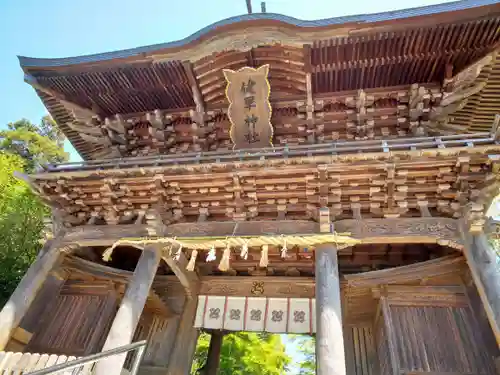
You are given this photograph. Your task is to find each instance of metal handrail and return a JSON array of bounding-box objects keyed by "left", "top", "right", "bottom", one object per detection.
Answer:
[{"left": 26, "top": 340, "right": 148, "bottom": 375}]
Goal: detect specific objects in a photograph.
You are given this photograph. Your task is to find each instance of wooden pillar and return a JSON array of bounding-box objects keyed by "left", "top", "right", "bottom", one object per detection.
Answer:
[
  {"left": 463, "top": 231, "right": 500, "bottom": 347},
  {"left": 95, "top": 246, "right": 161, "bottom": 375},
  {"left": 315, "top": 243, "right": 346, "bottom": 375},
  {"left": 203, "top": 331, "right": 223, "bottom": 375},
  {"left": 166, "top": 297, "right": 199, "bottom": 375},
  {"left": 0, "top": 239, "right": 63, "bottom": 350}
]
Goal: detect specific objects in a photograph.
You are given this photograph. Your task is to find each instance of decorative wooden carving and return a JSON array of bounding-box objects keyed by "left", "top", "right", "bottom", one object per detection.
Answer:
[
  {"left": 223, "top": 65, "right": 273, "bottom": 149},
  {"left": 199, "top": 276, "right": 314, "bottom": 298},
  {"left": 165, "top": 220, "right": 318, "bottom": 238},
  {"left": 335, "top": 218, "right": 463, "bottom": 248}
]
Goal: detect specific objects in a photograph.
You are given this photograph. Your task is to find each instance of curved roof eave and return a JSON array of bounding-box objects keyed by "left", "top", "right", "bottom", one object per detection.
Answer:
[{"left": 18, "top": 0, "right": 500, "bottom": 68}]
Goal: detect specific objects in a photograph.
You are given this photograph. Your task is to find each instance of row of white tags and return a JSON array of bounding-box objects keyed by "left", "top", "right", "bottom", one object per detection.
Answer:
[{"left": 194, "top": 295, "right": 317, "bottom": 333}]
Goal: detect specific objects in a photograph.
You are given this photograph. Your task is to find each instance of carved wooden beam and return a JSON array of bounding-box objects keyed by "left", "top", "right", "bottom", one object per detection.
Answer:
[
  {"left": 162, "top": 246, "right": 199, "bottom": 299},
  {"left": 66, "top": 121, "right": 103, "bottom": 136},
  {"left": 183, "top": 61, "right": 205, "bottom": 120},
  {"left": 148, "top": 289, "right": 176, "bottom": 317},
  {"left": 199, "top": 276, "right": 314, "bottom": 298},
  {"left": 446, "top": 54, "right": 494, "bottom": 92}
]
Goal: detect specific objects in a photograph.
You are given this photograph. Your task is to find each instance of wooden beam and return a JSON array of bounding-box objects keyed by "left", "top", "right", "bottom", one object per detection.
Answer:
[
  {"left": 461, "top": 228, "right": 500, "bottom": 347},
  {"left": 315, "top": 243, "right": 346, "bottom": 375},
  {"left": 162, "top": 246, "right": 199, "bottom": 299},
  {"left": 148, "top": 289, "right": 176, "bottom": 317},
  {"left": 95, "top": 246, "right": 161, "bottom": 375},
  {"left": 199, "top": 276, "right": 314, "bottom": 298},
  {"left": 183, "top": 61, "right": 205, "bottom": 115},
  {"left": 380, "top": 297, "right": 400, "bottom": 375},
  {"left": 57, "top": 217, "right": 463, "bottom": 250},
  {"left": 0, "top": 239, "right": 64, "bottom": 350},
  {"left": 166, "top": 298, "right": 199, "bottom": 375},
  {"left": 305, "top": 72, "right": 315, "bottom": 143}
]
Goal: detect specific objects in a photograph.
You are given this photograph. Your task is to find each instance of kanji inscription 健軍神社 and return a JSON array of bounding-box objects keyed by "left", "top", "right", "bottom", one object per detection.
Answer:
[{"left": 223, "top": 65, "right": 273, "bottom": 149}]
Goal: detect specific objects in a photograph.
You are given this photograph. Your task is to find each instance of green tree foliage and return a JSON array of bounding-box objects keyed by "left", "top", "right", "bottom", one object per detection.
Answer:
[
  {"left": 294, "top": 336, "right": 315, "bottom": 375},
  {"left": 0, "top": 116, "right": 66, "bottom": 305},
  {"left": 191, "top": 332, "right": 290, "bottom": 375},
  {"left": 0, "top": 153, "right": 47, "bottom": 305},
  {"left": 0, "top": 116, "right": 68, "bottom": 172}
]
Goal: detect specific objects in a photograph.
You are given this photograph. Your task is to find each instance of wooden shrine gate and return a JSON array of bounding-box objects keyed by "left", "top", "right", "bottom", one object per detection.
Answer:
[
  {"left": 0, "top": 215, "right": 498, "bottom": 375},
  {"left": 9, "top": 1, "right": 500, "bottom": 373}
]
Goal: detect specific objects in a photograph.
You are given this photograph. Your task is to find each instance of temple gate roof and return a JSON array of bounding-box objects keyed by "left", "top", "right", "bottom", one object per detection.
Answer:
[{"left": 17, "top": 0, "right": 500, "bottom": 160}]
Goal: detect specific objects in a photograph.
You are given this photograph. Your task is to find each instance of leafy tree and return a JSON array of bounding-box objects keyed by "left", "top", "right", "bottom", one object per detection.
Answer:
[
  {"left": 0, "top": 116, "right": 68, "bottom": 172},
  {"left": 294, "top": 336, "right": 315, "bottom": 375},
  {"left": 0, "top": 152, "right": 47, "bottom": 305},
  {"left": 191, "top": 332, "right": 290, "bottom": 375}
]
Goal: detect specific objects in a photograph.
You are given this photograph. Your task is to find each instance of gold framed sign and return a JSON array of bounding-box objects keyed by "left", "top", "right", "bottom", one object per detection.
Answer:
[{"left": 223, "top": 64, "right": 273, "bottom": 149}]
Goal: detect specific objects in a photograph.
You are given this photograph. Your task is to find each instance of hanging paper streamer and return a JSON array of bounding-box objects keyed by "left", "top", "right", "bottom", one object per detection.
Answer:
[
  {"left": 174, "top": 245, "right": 183, "bottom": 261},
  {"left": 260, "top": 244, "right": 269, "bottom": 268},
  {"left": 102, "top": 247, "right": 114, "bottom": 262},
  {"left": 281, "top": 238, "right": 288, "bottom": 259},
  {"left": 240, "top": 241, "right": 249, "bottom": 260},
  {"left": 219, "top": 244, "right": 231, "bottom": 272},
  {"left": 186, "top": 250, "right": 198, "bottom": 271},
  {"left": 206, "top": 245, "right": 217, "bottom": 262}
]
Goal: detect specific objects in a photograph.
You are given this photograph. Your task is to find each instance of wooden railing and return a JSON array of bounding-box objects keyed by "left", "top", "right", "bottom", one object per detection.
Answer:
[{"left": 37, "top": 132, "right": 495, "bottom": 174}]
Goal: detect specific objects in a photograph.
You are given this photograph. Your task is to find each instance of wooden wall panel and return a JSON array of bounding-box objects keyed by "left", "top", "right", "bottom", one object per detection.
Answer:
[
  {"left": 132, "top": 312, "right": 179, "bottom": 367},
  {"left": 375, "top": 319, "right": 392, "bottom": 375},
  {"left": 390, "top": 305, "right": 497, "bottom": 375},
  {"left": 464, "top": 270, "right": 500, "bottom": 360},
  {"left": 5, "top": 274, "right": 66, "bottom": 351},
  {"left": 25, "top": 282, "right": 118, "bottom": 356},
  {"left": 18, "top": 274, "right": 65, "bottom": 334},
  {"left": 344, "top": 326, "right": 378, "bottom": 375}
]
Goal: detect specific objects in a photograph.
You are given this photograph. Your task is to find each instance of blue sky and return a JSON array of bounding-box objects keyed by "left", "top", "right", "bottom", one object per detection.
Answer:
[{"left": 0, "top": 0, "right": 455, "bottom": 162}]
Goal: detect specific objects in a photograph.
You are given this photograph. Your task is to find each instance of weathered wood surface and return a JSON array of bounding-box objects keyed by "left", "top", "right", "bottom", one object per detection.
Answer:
[
  {"left": 162, "top": 249, "right": 199, "bottom": 299},
  {"left": 344, "top": 326, "right": 377, "bottom": 375},
  {"left": 315, "top": 243, "right": 346, "bottom": 375},
  {"left": 380, "top": 298, "right": 400, "bottom": 375},
  {"left": 131, "top": 311, "right": 180, "bottom": 368},
  {"left": 0, "top": 240, "right": 63, "bottom": 350},
  {"left": 389, "top": 304, "right": 497, "bottom": 374},
  {"left": 25, "top": 284, "right": 117, "bottom": 356},
  {"left": 0, "top": 352, "right": 92, "bottom": 375},
  {"left": 375, "top": 314, "right": 393, "bottom": 375},
  {"left": 59, "top": 218, "right": 462, "bottom": 250},
  {"left": 463, "top": 270, "right": 499, "bottom": 361},
  {"left": 62, "top": 224, "right": 156, "bottom": 247},
  {"left": 461, "top": 230, "right": 500, "bottom": 347},
  {"left": 95, "top": 247, "right": 161, "bottom": 375},
  {"left": 7, "top": 274, "right": 66, "bottom": 351},
  {"left": 335, "top": 218, "right": 462, "bottom": 249},
  {"left": 166, "top": 298, "right": 199, "bottom": 375},
  {"left": 345, "top": 255, "right": 465, "bottom": 287},
  {"left": 63, "top": 256, "right": 180, "bottom": 315},
  {"left": 199, "top": 276, "right": 315, "bottom": 298}
]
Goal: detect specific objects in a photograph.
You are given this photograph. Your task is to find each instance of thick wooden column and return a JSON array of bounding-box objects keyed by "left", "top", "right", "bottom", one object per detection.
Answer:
[
  {"left": 463, "top": 231, "right": 500, "bottom": 347},
  {"left": 95, "top": 246, "right": 161, "bottom": 375},
  {"left": 166, "top": 298, "right": 199, "bottom": 375},
  {"left": 0, "top": 239, "right": 63, "bottom": 350},
  {"left": 315, "top": 243, "right": 346, "bottom": 375},
  {"left": 203, "top": 331, "right": 223, "bottom": 375}
]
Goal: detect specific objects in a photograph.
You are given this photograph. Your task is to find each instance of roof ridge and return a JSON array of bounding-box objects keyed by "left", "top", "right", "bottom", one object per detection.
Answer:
[{"left": 18, "top": 0, "right": 500, "bottom": 68}]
